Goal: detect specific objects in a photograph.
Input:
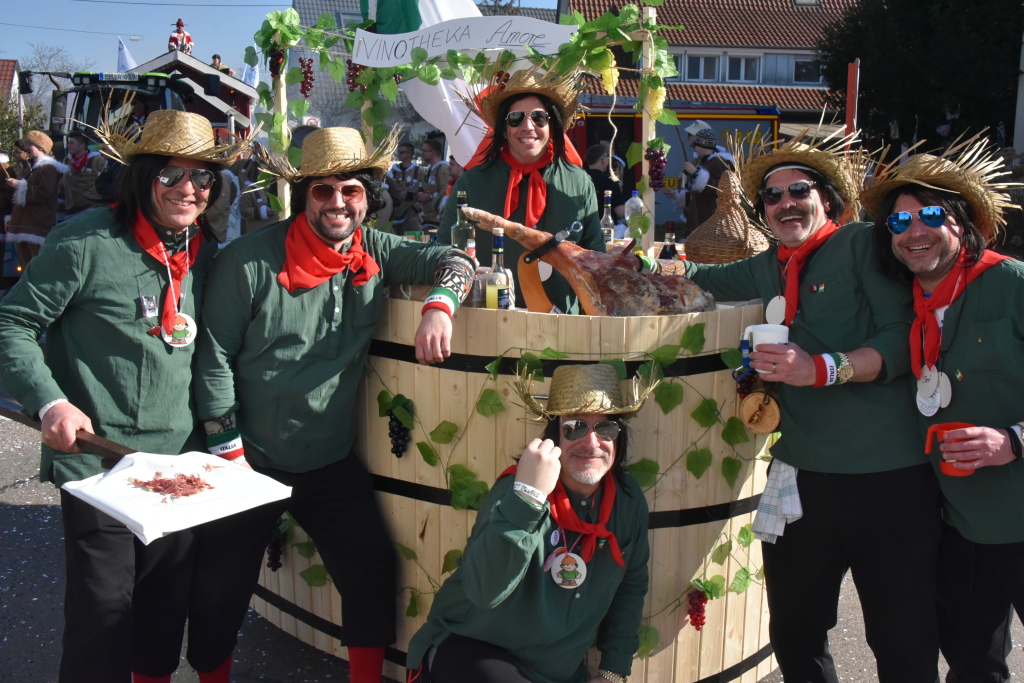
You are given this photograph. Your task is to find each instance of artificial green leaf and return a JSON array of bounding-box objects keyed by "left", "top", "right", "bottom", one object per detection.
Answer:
[
  {"left": 636, "top": 624, "right": 660, "bottom": 658},
  {"left": 449, "top": 464, "right": 489, "bottom": 510},
  {"left": 721, "top": 348, "right": 743, "bottom": 369},
  {"left": 650, "top": 343, "right": 681, "bottom": 366},
  {"left": 721, "top": 457, "right": 743, "bottom": 488},
  {"left": 517, "top": 352, "right": 543, "bottom": 381},
  {"left": 625, "top": 458, "right": 659, "bottom": 489},
  {"left": 440, "top": 66, "right": 458, "bottom": 80},
  {"left": 755, "top": 566, "right": 765, "bottom": 581},
  {"left": 711, "top": 539, "right": 732, "bottom": 566},
  {"left": 599, "top": 358, "right": 628, "bottom": 380},
  {"left": 691, "top": 398, "right": 719, "bottom": 428},
  {"left": 680, "top": 323, "right": 706, "bottom": 355},
  {"left": 289, "top": 99, "right": 310, "bottom": 119},
  {"left": 257, "top": 82, "right": 274, "bottom": 109},
  {"left": 277, "top": 512, "right": 297, "bottom": 539},
  {"left": 344, "top": 90, "right": 364, "bottom": 109},
  {"left": 636, "top": 360, "right": 664, "bottom": 383},
  {"left": 648, "top": 137, "right": 667, "bottom": 151},
  {"left": 285, "top": 66, "right": 304, "bottom": 85},
  {"left": 643, "top": 0, "right": 665, "bottom": 6},
  {"left": 377, "top": 389, "right": 394, "bottom": 417},
  {"left": 656, "top": 107, "right": 680, "bottom": 125},
  {"left": 686, "top": 448, "right": 713, "bottom": 479},
  {"left": 396, "top": 542, "right": 417, "bottom": 560},
  {"left": 355, "top": 68, "right": 376, "bottom": 86},
  {"left": 585, "top": 47, "right": 613, "bottom": 72},
  {"left": 287, "top": 145, "right": 304, "bottom": 169},
  {"left": 722, "top": 417, "right": 750, "bottom": 447},
  {"left": 268, "top": 193, "right": 284, "bottom": 215},
  {"left": 392, "top": 403, "right": 414, "bottom": 430},
  {"left": 417, "top": 64, "right": 441, "bottom": 85},
  {"left": 292, "top": 540, "right": 317, "bottom": 559},
  {"left": 416, "top": 441, "right": 438, "bottom": 466},
  {"left": 539, "top": 347, "right": 569, "bottom": 359},
  {"left": 316, "top": 11, "right": 337, "bottom": 29},
  {"left": 476, "top": 389, "right": 506, "bottom": 417},
  {"left": 372, "top": 123, "right": 389, "bottom": 146},
  {"left": 406, "top": 591, "right": 419, "bottom": 617},
  {"left": 442, "top": 548, "right": 463, "bottom": 574},
  {"left": 485, "top": 355, "right": 503, "bottom": 381},
  {"left": 244, "top": 46, "right": 258, "bottom": 67},
  {"left": 372, "top": 99, "right": 392, "bottom": 121},
  {"left": 704, "top": 574, "right": 727, "bottom": 599},
  {"left": 429, "top": 420, "right": 459, "bottom": 444},
  {"left": 637, "top": 177, "right": 648, "bottom": 195},
  {"left": 626, "top": 141, "right": 643, "bottom": 168},
  {"left": 618, "top": 3, "right": 640, "bottom": 24},
  {"left": 299, "top": 564, "right": 329, "bottom": 587},
  {"left": 737, "top": 524, "right": 754, "bottom": 548},
  {"left": 411, "top": 47, "right": 428, "bottom": 65},
  {"left": 653, "top": 381, "right": 683, "bottom": 414},
  {"left": 730, "top": 566, "right": 753, "bottom": 593},
  {"left": 627, "top": 212, "right": 651, "bottom": 237}
]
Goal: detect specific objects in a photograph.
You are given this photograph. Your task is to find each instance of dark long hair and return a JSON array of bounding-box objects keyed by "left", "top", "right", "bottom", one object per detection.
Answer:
[
  {"left": 290, "top": 170, "right": 387, "bottom": 217},
  {"left": 113, "top": 153, "right": 222, "bottom": 240},
  {"left": 483, "top": 92, "right": 567, "bottom": 166},
  {"left": 755, "top": 163, "right": 846, "bottom": 223},
  {"left": 872, "top": 185, "right": 983, "bottom": 282},
  {"left": 538, "top": 415, "right": 635, "bottom": 494}
]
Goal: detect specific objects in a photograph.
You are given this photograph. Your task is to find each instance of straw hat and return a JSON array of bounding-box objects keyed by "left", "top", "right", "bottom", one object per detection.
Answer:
[
  {"left": 513, "top": 364, "right": 658, "bottom": 422},
  {"left": 860, "top": 135, "right": 1020, "bottom": 241},
  {"left": 259, "top": 125, "right": 400, "bottom": 183},
  {"left": 96, "top": 107, "right": 254, "bottom": 167},
  {"left": 472, "top": 61, "right": 584, "bottom": 131},
  {"left": 685, "top": 171, "right": 770, "bottom": 264}
]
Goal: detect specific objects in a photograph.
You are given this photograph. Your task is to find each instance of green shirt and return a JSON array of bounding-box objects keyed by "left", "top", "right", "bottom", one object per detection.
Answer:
[
  {"left": 195, "top": 219, "right": 454, "bottom": 472},
  {"left": 437, "top": 158, "right": 606, "bottom": 313},
  {"left": 407, "top": 474, "right": 650, "bottom": 683},
  {"left": 684, "top": 222, "right": 923, "bottom": 473},
  {"left": 0, "top": 207, "right": 214, "bottom": 487},
  {"left": 918, "top": 259, "right": 1024, "bottom": 544}
]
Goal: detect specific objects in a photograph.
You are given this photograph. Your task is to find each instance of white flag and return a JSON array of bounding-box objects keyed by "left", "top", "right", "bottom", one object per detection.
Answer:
[{"left": 117, "top": 36, "right": 137, "bottom": 72}]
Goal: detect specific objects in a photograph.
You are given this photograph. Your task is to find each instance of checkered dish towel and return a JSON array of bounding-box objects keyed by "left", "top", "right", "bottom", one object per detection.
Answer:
[{"left": 752, "top": 460, "right": 803, "bottom": 544}]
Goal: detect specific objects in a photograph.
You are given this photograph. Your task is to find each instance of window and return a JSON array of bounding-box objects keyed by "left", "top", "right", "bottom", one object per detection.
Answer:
[
  {"left": 728, "top": 56, "right": 759, "bottom": 82},
  {"left": 686, "top": 55, "right": 718, "bottom": 82},
  {"left": 794, "top": 59, "right": 822, "bottom": 84}
]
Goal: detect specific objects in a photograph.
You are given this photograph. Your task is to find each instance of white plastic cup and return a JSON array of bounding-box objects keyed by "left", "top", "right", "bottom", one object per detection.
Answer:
[{"left": 742, "top": 324, "right": 790, "bottom": 374}]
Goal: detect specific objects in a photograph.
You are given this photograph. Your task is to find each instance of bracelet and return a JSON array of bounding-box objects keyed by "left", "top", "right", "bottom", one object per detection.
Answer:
[
  {"left": 207, "top": 428, "right": 245, "bottom": 460},
  {"left": 38, "top": 398, "right": 69, "bottom": 420},
  {"left": 512, "top": 481, "right": 546, "bottom": 506},
  {"left": 598, "top": 670, "right": 627, "bottom": 683}
]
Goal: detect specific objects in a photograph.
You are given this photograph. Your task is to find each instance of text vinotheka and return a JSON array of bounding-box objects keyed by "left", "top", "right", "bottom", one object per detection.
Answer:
[{"left": 353, "top": 21, "right": 554, "bottom": 65}]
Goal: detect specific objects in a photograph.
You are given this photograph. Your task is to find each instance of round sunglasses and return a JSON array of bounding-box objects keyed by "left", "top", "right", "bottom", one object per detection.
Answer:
[
  {"left": 157, "top": 167, "right": 216, "bottom": 191},
  {"left": 309, "top": 183, "right": 365, "bottom": 203},
  {"left": 560, "top": 419, "right": 620, "bottom": 442},
  {"left": 505, "top": 109, "right": 550, "bottom": 129},
  {"left": 758, "top": 181, "right": 816, "bottom": 206},
  {"left": 886, "top": 206, "right": 947, "bottom": 234}
]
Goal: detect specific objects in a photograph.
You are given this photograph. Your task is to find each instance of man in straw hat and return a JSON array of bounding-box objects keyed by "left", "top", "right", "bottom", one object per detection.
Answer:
[
  {"left": 438, "top": 63, "right": 606, "bottom": 313},
  {"left": 0, "top": 109, "right": 252, "bottom": 683},
  {"left": 406, "top": 363, "right": 652, "bottom": 683},
  {"left": 193, "top": 126, "right": 476, "bottom": 683},
  {"left": 863, "top": 136, "right": 1024, "bottom": 683},
  {"left": 679, "top": 132, "right": 942, "bottom": 683}
]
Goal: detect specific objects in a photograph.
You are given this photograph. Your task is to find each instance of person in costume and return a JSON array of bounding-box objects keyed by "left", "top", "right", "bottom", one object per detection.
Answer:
[
  {"left": 0, "top": 110, "right": 251, "bottom": 683},
  {"left": 417, "top": 136, "right": 450, "bottom": 230},
  {"left": 193, "top": 126, "right": 475, "bottom": 683},
  {"left": 862, "top": 137, "right": 1024, "bottom": 683},
  {"left": 679, "top": 133, "right": 941, "bottom": 683},
  {"left": 5, "top": 130, "right": 67, "bottom": 268},
  {"left": 168, "top": 19, "right": 193, "bottom": 55},
  {"left": 406, "top": 364, "right": 652, "bottom": 683},
  {"left": 388, "top": 141, "right": 425, "bottom": 233},
  {"left": 437, "top": 65, "right": 605, "bottom": 313},
  {"left": 663, "top": 127, "right": 734, "bottom": 236},
  {"left": 60, "top": 131, "right": 107, "bottom": 218}
]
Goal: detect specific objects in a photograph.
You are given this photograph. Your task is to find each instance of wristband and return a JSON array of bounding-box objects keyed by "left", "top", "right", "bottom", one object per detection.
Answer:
[
  {"left": 512, "top": 481, "right": 547, "bottom": 506},
  {"left": 422, "top": 287, "right": 459, "bottom": 317},
  {"left": 636, "top": 253, "right": 659, "bottom": 275},
  {"left": 207, "top": 428, "right": 245, "bottom": 460},
  {"left": 38, "top": 398, "right": 69, "bottom": 420},
  {"left": 814, "top": 354, "right": 838, "bottom": 387}
]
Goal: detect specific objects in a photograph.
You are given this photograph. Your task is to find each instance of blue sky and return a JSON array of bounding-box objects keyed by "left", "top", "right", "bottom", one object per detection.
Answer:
[{"left": 1, "top": 0, "right": 558, "bottom": 76}]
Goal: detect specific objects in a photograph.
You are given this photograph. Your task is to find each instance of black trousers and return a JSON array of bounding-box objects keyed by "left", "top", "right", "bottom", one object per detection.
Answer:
[
  {"left": 761, "top": 464, "right": 943, "bottom": 683},
  {"left": 58, "top": 490, "right": 195, "bottom": 683},
  {"left": 189, "top": 451, "right": 398, "bottom": 668},
  {"left": 937, "top": 525, "right": 1024, "bottom": 683},
  {"left": 425, "top": 634, "right": 533, "bottom": 683}
]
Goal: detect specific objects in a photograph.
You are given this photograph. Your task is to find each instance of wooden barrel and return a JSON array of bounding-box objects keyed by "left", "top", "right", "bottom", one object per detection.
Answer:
[{"left": 252, "top": 298, "right": 776, "bottom": 683}]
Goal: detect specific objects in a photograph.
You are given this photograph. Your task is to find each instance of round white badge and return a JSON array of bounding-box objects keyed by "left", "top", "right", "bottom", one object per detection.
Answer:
[
  {"left": 938, "top": 371, "right": 952, "bottom": 409},
  {"left": 765, "top": 296, "right": 787, "bottom": 326},
  {"left": 917, "top": 364, "right": 940, "bottom": 398},
  {"left": 550, "top": 551, "right": 587, "bottom": 589},
  {"left": 162, "top": 312, "right": 197, "bottom": 348},
  {"left": 550, "top": 529, "right": 560, "bottom": 547},
  {"left": 917, "top": 388, "right": 941, "bottom": 417}
]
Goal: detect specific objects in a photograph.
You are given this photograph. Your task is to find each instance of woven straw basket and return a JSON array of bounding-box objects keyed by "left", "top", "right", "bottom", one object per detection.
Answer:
[{"left": 685, "top": 171, "right": 769, "bottom": 264}]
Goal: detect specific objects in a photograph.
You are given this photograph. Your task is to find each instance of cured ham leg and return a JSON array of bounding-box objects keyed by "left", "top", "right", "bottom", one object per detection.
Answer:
[{"left": 463, "top": 208, "right": 715, "bottom": 316}]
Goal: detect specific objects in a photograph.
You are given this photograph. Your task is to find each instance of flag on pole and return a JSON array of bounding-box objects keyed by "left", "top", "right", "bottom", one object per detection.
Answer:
[
  {"left": 117, "top": 36, "right": 138, "bottom": 72},
  {"left": 241, "top": 48, "right": 260, "bottom": 89}
]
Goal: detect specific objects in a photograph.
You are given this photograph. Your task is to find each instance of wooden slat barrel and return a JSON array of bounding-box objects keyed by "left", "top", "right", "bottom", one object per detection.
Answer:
[{"left": 252, "top": 298, "right": 776, "bottom": 683}]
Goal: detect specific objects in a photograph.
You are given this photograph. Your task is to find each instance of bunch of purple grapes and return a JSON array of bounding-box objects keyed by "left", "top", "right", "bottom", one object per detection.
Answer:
[
  {"left": 298, "top": 57, "right": 315, "bottom": 98},
  {"left": 736, "top": 371, "right": 757, "bottom": 400},
  {"left": 645, "top": 147, "right": 667, "bottom": 191},
  {"left": 345, "top": 60, "right": 367, "bottom": 93},
  {"left": 266, "top": 538, "right": 283, "bottom": 572},
  {"left": 388, "top": 409, "right": 410, "bottom": 457},
  {"left": 687, "top": 590, "right": 708, "bottom": 630}
]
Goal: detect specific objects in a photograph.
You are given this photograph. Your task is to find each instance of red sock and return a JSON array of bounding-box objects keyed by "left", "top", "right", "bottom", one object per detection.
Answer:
[
  {"left": 348, "top": 646, "right": 385, "bottom": 683},
  {"left": 132, "top": 674, "right": 171, "bottom": 683},
  {"left": 197, "top": 656, "right": 232, "bottom": 683}
]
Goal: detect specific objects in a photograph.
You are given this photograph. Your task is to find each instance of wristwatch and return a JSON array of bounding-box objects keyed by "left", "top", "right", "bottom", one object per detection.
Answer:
[
  {"left": 835, "top": 352, "right": 854, "bottom": 384},
  {"left": 598, "top": 670, "right": 627, "bottom": 683}
]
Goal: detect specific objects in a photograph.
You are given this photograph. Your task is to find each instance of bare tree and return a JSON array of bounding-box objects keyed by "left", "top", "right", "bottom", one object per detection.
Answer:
[{"left": 19, "top": 42, "right": 96, "bottom": 112}]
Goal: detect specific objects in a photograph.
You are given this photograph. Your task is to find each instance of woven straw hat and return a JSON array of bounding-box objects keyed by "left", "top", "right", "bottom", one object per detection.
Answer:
[
  {"left": 514, "top": 364, "right": 658, "bottom": 422},
  {"left": 96, "top": 107, "right": 254, "bottom": 166},
  {"left": 860, "top": 135, "right": 1020, "bottom": 241},
  {"left": 685, "top": 171, "right": 770, "bottom": 263},
  {"left": 259, "top": 125, "right": 400, "bottom": 183},
  {"left": 473, "top": 62, "right": 584, "bottom": 131}
]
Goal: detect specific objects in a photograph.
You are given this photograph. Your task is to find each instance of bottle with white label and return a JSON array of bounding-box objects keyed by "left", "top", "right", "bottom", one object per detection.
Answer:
[
  {"left": 483, "top": 228, "right": 510, "bottom": 309},
  {"left": 600, "top": 190, "right": 615, "bottom": 243}
]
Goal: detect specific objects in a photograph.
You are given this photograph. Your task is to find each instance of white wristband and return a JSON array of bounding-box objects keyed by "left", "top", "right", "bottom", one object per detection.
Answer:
[
  {"left": 819, "top": 353, "right": 838, "bottom": 387},
  {"left": 512, "top": 481, "right": 547, "bottom": 506},
  {"left": 38, "top": 398, "right": 69, "bottom": 420}
]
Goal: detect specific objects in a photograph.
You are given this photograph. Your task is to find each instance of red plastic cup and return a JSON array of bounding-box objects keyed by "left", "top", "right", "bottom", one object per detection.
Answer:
[{"left": 925, "top": 422, "right": 976, "bottom": 477}]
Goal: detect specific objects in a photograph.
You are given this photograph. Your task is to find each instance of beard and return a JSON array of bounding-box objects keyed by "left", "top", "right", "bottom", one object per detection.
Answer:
[
  {"left": 564, "top": 447, "right": 613, "bottom": 485},
  {"left": 310, "top": 207, "right": 361, "bottom": 243}
]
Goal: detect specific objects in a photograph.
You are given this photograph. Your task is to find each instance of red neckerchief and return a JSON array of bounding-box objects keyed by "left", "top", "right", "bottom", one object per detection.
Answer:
[
  {"left": 775, "top": 219, "right": 840, "bottom": 325},
  {"left": 910, "top": 248, "right": 1010, "bottom": 378},
  {"left": 277, "top": 212, "right": 380, "bottom": 293},
  {"left": 500, "top": 464, "right": 624, "bottom": 567},
  {"left": 70, "top": 152, "right": 89, "bottom": 173},
  {"left": 131, "top": 210, "right": 201, "bottom": 335}
]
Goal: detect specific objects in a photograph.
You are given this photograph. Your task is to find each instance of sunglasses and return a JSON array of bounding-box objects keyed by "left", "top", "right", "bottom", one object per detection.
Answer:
[
  {"left": 758, "top": 181, "right": 817, "bottom": 206},
  {"left": 309, "top": 183, "right": 365, "bottom": 203},
  {"left": 886, "top": 206, "right": 947, "bottom": 234},
  {"left": 560, "top": 419, "right": 620, "bottom": 442},
  {"left": 505, "top": 109, "right": 550, "bottom": 129},
  {"left": 156, "top": 167, "right": 216, "bottom": 191}
]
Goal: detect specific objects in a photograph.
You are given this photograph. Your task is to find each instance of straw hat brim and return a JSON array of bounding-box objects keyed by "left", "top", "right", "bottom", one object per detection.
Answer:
[
  {"left": 742, "top": 150, "right": 860, "bottom": 223},
  {"left": 468, "top": 60, "right": 584, "bottom": 132},
  {"left": 512, "top": 365, "right": 659, "bottom": 422},
  {"left": 258, "top": 125, "right": 400, "bottom": 184}
]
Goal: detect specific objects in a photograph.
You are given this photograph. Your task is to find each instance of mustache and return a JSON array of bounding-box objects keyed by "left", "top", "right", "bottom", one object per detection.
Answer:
[{"left": 775, "top": 209, "right": 807, "bottom": 221}]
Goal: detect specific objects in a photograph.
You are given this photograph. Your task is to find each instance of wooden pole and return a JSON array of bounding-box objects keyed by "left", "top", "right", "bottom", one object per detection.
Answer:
[
  {"left": 273, "top": 48, "right": 292, "bottom": 217},
  {"left": 640, "top": 7, "right": 656, "bottom": 253},
  {"left": 845, "top": 59, "right": 860, "bottom": 140}
]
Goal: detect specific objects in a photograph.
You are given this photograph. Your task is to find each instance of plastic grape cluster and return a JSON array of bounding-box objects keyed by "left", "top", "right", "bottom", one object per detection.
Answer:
[
  {"left": 736, "top": 372, "right": 757, "bottom": 400},
  {"left": 266, "top": 538, "right": 283, "bottom": 572},
  {"left": 687, "top": 589, "right": 708, "bottom": 630},
  {"left": 387, "top": 409, "right": 411, "bottom": 457},
  {"left": 345, "top": 59, "right": 368, "bottom": 93},
  {"left": 268, "top": 48, "right": 286, "bottom": 79},
  {"left": 645, "top": 147, "right": 667, "bottom": 191},
  {"left": 493, "top": 69, "right": 512, "bottom": 91},
  {"left": 298, "top": 57, "right": 315, "bottom": 98}
]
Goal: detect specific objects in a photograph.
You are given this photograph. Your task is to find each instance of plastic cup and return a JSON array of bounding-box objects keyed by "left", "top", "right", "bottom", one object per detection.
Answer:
[{"left": 925, "top": 422, "right": 976, "bottom": 477}]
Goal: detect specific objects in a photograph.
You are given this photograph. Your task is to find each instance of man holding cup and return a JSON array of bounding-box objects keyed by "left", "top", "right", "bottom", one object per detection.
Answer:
[
  {"left": 862, "top": 137, "right": 1024, "bottom": 683},
  {"left": 680, "top": 134, "right": 940, "bottom": 683}
]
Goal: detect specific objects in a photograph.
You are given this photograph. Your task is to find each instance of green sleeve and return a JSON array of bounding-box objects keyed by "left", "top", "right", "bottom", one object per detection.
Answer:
[
  {"left": 373, "top": 231, "right": 458, "bottom": 288},
  {"left": 458, "top": 481, "right": 551, "bottom": 610},
  {"left": 684, "top": 255, "right": 764, "bottom": 301},
  {"left": 0, "top": 234, "right": 83, "bottom": 414},
  {"left": 596, "top": 488, "right": 650, "bottom": 676},
  {"left": 195, "top": 248, "right": 253, "bottom": 421}
]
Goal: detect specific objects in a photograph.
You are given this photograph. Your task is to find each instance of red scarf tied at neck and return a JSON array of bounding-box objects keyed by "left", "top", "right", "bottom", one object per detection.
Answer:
[
  {"left": 775, "top": 219, "right": 841, "bottom": 325},
  {"left": 277, "top": 212, "right": 380, "bottom": 292},
  {"left": 70, "top": 152, "right": 89, "bottom": 174},
  {"left": 132, "top": 210, "right": 202, "bottom": 335},
  {"left": 500, "top": 145, "right": 555, "bottom": 229},
  {"left": 500, "top": 464, "right": 624, "bottom": 567},
  {"left": 910, "top": 249, "right": 1009, "bottom": 379}
]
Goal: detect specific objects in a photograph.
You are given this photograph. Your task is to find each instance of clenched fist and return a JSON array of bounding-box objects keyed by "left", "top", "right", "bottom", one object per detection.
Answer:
[{"left": 516, "top": 438, "right": 562, "bottom": 497}]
